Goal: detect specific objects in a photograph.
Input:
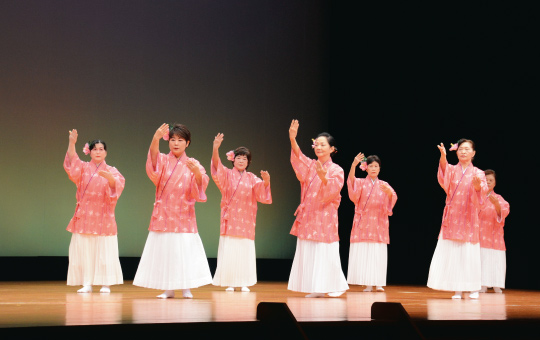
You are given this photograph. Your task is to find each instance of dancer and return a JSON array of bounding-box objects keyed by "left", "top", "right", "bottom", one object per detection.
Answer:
[
  {"left": 287, "top": 119, "right": 349, "bottom": 298},
  {"left": 64, "top": 130, "right": 125, "bottom": 293},
  {"left": 347, "top": 153, "right": 397, "bottom": 292},
  {"left": 427, "top": 139, "right": 488, "bottom": 299},
  {"left": 211, "top": 133, "right": 272, "bottom": 292},
  {"left": 133, "top": 123, "right": 212, "bottom": 299},
  {"left": 479, "top": 169, "right": 510, "bottom": 293}
]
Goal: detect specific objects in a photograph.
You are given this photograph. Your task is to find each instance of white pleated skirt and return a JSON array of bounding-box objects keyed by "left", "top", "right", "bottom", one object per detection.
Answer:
[
  {"left": 133, "top": 231, "right": 212, "bottom": 290},
  {"left": 481, "top": 247, "right": 506, "bottom": 288},
  {"left": 427, "top": 238, "right": 481, "bottom": 292},
  {"left": 67, "top": 233, "right": 123, "bottom": 286},
  {"left": 347, "top": 242, "right": 387, "bottom": 286},
  {"left": 288, "top": 239, "right": 349, "bottom": 294},
  {"left": 213, "top": 235, "right": 257, "bottom": 287}
]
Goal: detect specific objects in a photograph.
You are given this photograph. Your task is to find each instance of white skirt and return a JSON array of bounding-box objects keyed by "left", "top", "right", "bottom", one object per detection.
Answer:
[
  {"left": 347, "top": 242, "right": 387, "bottom": 286},
  {"left": 213, "top": 235, "right": 257, "bottom": 287},
  {"left": 481, "top": 247, "right": 506, "bottom": 288},
  {"left": 288, "top": 239, "right": 349, "bottom": 294},
  {"left": 427, "top": 238, "right": 481, "bottom": 292},
  {"left": 67, "top": 233, "right": 123, "bottom": 286},
  {"left": 133, "top": 231, "right": 212, "bottom": 290}
]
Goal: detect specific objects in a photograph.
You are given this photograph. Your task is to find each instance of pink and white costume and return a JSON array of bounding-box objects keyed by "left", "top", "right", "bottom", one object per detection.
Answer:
[
  {"left": 346, "top": 177, "right": 397, "bottom": 287},
  {"left": 133, "top": 151, "right": 212, "bottom": 290},
  {"left": 211, "top": 158, "right": 272, "bottom": 288},
  {"left": 427, "top": 163, "right": 488, "bottom": 292},
  {"left": 287, "top": 149, "right": 349, "bottom": 294},
  {"left": 479, "top": 191, "right": 510, "bottom": 289},
  {"left": 63, "top": 153, "right": 125, "bottom": 286}
]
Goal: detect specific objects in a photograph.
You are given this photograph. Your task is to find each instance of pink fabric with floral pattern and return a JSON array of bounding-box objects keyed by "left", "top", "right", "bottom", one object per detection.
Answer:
[
  {"left": 289, "top": 149, "right": 344, "bottom": 243},
  {"left": 211, "top": 159, "right": 272, "bottom": 240},
  {"left": 64, "top": 153, "right": 125, "bottom": 235},
  {"left": 479, "top": 191, "right": 510, "bottom": 251},
  {"left": 146, "top": 151, "right": 209, "bottom": 233},
  {"left": 437, "top": 163, "right": 488, "bottom": 243},
  {"left": 347, "top": 177, "right": 397, "bottom": 244}
]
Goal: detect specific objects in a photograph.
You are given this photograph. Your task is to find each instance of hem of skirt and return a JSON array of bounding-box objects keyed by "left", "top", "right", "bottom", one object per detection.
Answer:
[
  {"left": 287, "top": 285, "right": 349, "bottom": 294},
  {"left": 427, "top": 284, "right": 481, "bottom": 292},
  {"left": 212, "top": 280, "right": 257, "bottom": 287},
  {"left": 67, "top": 280, "right": 124, "bottom": 286},
  {"left": 347, "top": 280, "right": 386, "bottom": 286},
  {"left": 133, "top": 277, "right": 212, "bottom": 290}
]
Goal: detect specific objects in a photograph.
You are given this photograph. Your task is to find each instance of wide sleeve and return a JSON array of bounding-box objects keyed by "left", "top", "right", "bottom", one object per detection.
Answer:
[
  {"left": 105, "top": 166, "right": 125, "bottom": 202},
  {"left": 146, "top": 150, "right": 167, "bottom": 186},
  {"left": 384, "top": 182, "right": 398, "bottom": 216},
  {"left": 347, "top": 177, "right": 364, "bottom": 204},
  {"left": 63, "top": 152, "right": 84, "bottom": 184},
  {"left": 188, "top": 159, "right": 209, "bottom": 202},
  {"left": 210, "top": 158, "right": 230, "bottom": 193},
  {"left": 437, "top": 162, "right": 455, "bottom": 194},
  {"left": 496, "top": 194, "right": 510, "bottom": 225},
  {"left": 290, "top": 149, "right": 313, "bottom": 183},
  {"left": 317, "top": 164, "right": 344, "bottom": 203},
  {"left": 252, "top": 174, "right": 272, "bottom": 204}
]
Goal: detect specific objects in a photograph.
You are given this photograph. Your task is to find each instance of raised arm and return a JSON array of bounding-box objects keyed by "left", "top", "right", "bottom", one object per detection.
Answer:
[
  {"left": 150, "top": 123, "right": 169, "bottom": 170},
  {"left": 349, "top": 152, "right": 365, "bottom": 181},
  {"left": 67, "top": 129, "right": 78, "bottom": 163},
  {"left": 212, "top": 133, "right": 224, "bottom": 172},
  {"left": 289, "top": 119, "right": 300, "bottom": 157},
  {"left": 437, "top": 143, "right": 447, "bottom": 174}
]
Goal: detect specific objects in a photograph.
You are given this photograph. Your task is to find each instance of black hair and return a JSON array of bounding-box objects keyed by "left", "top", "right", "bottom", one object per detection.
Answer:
[
  {"left": 169, "top": 124, "right": 192, "bottom": 146},
  {"left": 89, "top": 139, "right": 107, "bottom": 151},
  {"left": 366, "top": 155, "right": 381, "bottom": 166},
  {"left": 484, "top": 169, "right": 496, "bottom": 179},
  {"left": 316, "top": 132, "right": 338, "bottom": 156},
  {"left": 457, "top": 138, "right": 475, "bottom": 150},
  {"left": 232, "top": 146, "right": 252, "bottom": 170}
]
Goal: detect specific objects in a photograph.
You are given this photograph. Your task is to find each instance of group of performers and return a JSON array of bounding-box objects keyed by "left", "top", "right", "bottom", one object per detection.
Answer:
[{"left": 63, "top": 120, "right": 509, "bottom": 299}]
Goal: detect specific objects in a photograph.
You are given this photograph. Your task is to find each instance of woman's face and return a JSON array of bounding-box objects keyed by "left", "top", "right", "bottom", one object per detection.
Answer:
[
  {"left": 234, "top": 155, "right": 249, "bottom": 172},
  {"left": 169, "top": 135, "right": 189, "bottom": 157},
  {"left": 313, "top": 136, "right": 335, "bottom": 160},
  {"left": 486, "top": 174, "right": 496, "bottom": 191},
  {"left": 367, "top": 161, "right": 380, "bottom": 179},
  {"left": 457, "top": 142, "right": 476, "bottom": 163},
  {"left": 90, "top": 143, "right": 107, "bottom": 163}
]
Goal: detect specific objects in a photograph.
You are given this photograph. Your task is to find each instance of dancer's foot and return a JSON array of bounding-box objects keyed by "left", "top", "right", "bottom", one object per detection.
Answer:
[
  {"left": 100, "top": 286, "right": 110, "bottom": 294},
  {"left": 363, "top": 286, "right": 373, "bottom": 292},
  {"left": 452, "top": 291, "right": 462, "bottom": 299},
  {"left": 225, "top": 287, "right": 234, "bottom": 292},
  {"left": 376, "top": 286, "right": 385, "bottom": 292},
  {"left": 157, "top": 290, "right": 175, "bottom": 299},
  {"left": 241, "top": 287, "right": 250, "bottom": 292},
  {"left": 327, "top": 291, "right": 345, "bottom": 297},
  {"left": 479, "top": 286, "right": 487, "bottom": 293},
  {"left": 305, "top": 293, "right": 325, "bottom": 298},
  {"left": 493, "top": 287, "right": 503, "bottom": 293},
  {"left": 77, "top": 285, "right": 92, "bottom": 293},
  {"left": 182, "top": 289, "right": 193, "bottom": 299},
  {"left": 469, "top": 291, "right": 479, "bottom": 299}
]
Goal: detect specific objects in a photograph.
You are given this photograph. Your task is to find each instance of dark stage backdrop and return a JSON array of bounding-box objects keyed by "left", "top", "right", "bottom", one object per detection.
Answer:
[{"left": 1, "top": 1, "right": 538, "bottom": 289}]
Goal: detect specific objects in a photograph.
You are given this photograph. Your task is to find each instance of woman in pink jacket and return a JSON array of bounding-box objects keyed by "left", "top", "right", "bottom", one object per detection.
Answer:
[
  {"left": 479, "top": 169, "right": 510, "bottom": 293},
  {"left": 210, "top": 133, "right": 272, "bottom": 292},
  {"left": 64, "top": 130, "right": 125, "bottom": 294},
  {"left": 133, "top": 123, "right": 212, "bottom": 299},
  {"left": 427, "top": 138, "right": 488, "bottom": 299},
  {"left": 287, "top": 120, "right": 349, "bottom": 298},
  {"left": 347, "top": 154, "right": 397, "bottom": 292}
]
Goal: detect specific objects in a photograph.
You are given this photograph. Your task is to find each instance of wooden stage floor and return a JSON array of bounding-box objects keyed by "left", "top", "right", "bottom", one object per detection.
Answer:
[{"left": 1, "top": 281, "right": 540, "bottom": 328}]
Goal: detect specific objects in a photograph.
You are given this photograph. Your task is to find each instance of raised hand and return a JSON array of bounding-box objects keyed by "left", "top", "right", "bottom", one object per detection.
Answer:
[
  {"left": 315, "top": 160, "right": 327, "bottom": 181},
  {"left": 260, "top": 170, "right": 270, "bottom": 184},
  {"left": 472, "top": 176, "right": 482, "bottom": 192},
  {"left": 379, "top": 182, "right": 392, "bottom": 196},
  {"left": 186, "top": 158, "right": 200, "bottom": 175},
  {"left": 98, "top": 170, "right": 114, "bottom": 181},
  {"left": 154, "top": 123, "right": 170, "bottom": 141},
  {"left": 69, "top": 129, "right": 78, "bottom": 144},
  {"left": 214, "top": 133, "right": 224, "bottom": 149},
  {"left": 488, "top": 194, "right": 498, "bottom": 205},
  {"left": 437, "top": 143, "right": 446, "bottom": 157},
  {"left": 289, "top": 119, "right": 299, "bottom": 140},
  {"left": 352, "top": 152, "right": 365, "bottom": 166}
]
